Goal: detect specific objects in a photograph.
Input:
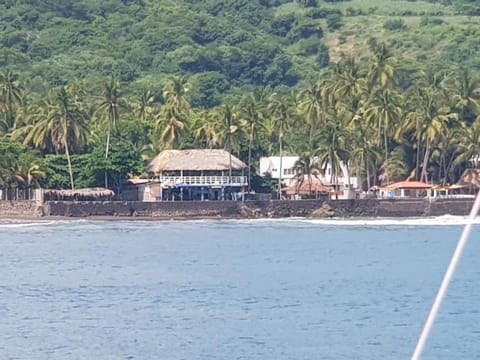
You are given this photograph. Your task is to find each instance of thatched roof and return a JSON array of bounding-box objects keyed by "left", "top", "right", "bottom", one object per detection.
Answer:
[
  {"left": 44, "top": 187, "right": 115, "bottom": 200},
  {"left": 148, "top": 149, "right": 247, "bottom": 174}
]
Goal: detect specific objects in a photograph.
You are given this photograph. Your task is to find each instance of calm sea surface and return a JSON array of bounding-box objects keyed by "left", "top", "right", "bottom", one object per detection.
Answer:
[{"left": 0, "top": 217, "right": 479, "bottom": 359}]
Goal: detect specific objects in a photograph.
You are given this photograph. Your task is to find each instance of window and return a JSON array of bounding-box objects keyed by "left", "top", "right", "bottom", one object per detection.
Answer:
[{"left": 283, "top": 168, "right": 294, "bottom": 175}]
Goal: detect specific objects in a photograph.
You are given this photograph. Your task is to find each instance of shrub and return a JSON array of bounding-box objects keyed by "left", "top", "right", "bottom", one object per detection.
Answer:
[
  {"left": 326, "top": 14, "right": 343, "bottom": 32},
  {"left": 383, "top": 19, "right": 407, "bottom": 31},
  {"left": 420, "top": 17, "right": 445, "bottom": 26}
]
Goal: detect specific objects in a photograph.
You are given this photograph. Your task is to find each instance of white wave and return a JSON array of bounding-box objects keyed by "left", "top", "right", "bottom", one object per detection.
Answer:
[
  {"left": 200, "top": 215, "right": 480, "bottom": 227},
  {"left": 287, "top": 215, "right": 480, "bottom": 226},
  {"left": 0, "top": 219, "right": 86, "bottom": 229},
  {"left": 0, "top": 215, "right": 477, "bottom": 229}
]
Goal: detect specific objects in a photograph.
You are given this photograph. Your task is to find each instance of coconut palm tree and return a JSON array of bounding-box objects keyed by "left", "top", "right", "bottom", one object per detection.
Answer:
[
  {"left": 350, "top": 124, "right": 379, "bottom": 191},
  {"left": 379, "top": 146, "right": 409, "bottom": 183},
  {"left": 268, "top": 92, "right": 296, "bottom": 198},
  {"left": 364, "top": 88, "right": 402, "bottom": 182},
  {"left": 454, "top": 118, "right": 480, "bottom": 171},
  {"left": 412, "top": 88, "right": 458, "bottom": 182},
  {"left": 297, "top": 81, "right": 327, "bottom": 145},
  {"left": 215, "top": 105, "right": 243, "bottom": 182},
  {"left": 15, "top": 152, "right": 46, "bottom": 189},
  {"left": 333, "top": 57, "right": 368, "bottom": 105},
  {"left": 96, "top": 76, "right": 127, "bottom": 187},
  {"left": 316, "top": 108, "right": 350, "bottom": 196},
  {"left": 163, "top": 76, "right": 191, "bottom": 113},
  {"left": 293, "top": 151, "right": 322, "bottom": 196},
  {"left": 238, "top": 93, "right": 264, "bottom": 192},
  {"left": 448, "top": 67, "right": 480, "bottom": 123},
  {"left": 132, "top": 88, "right": 156, "bottom": 122},
  {"left": 367, "top": 42, "right": 397, "bottom": 90},
  {"left": 0, "top": 70, "right": 24, "bottom": 135},
  {"left": 25, "top": 88, "right": 89, "bottom": 189},
  {"left": 193, "top": 109, "right": 221, "bottom": 149},
  {"left": 156, "top": 104, "right": 188, "bottom": 149}
]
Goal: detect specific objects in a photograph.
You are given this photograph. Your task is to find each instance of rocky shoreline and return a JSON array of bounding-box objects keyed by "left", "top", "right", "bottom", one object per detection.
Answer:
[{"left": 0, "top": 198, "right": 475, "bottom": 219}]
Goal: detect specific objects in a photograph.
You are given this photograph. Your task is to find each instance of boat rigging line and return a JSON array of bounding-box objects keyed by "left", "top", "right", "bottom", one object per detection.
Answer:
[{"left": 411, "top": 190, "right": 480, "bottom": 360}]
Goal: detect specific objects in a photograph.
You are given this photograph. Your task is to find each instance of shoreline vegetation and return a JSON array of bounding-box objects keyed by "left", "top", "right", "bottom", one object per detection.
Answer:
[{"left": 1, "top": 1, "right": 480, "bottom": 200}]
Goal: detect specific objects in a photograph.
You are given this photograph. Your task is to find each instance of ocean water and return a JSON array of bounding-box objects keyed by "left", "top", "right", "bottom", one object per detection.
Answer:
[{"left": 0, "top": 217, "right": 479, "bottom": 359}]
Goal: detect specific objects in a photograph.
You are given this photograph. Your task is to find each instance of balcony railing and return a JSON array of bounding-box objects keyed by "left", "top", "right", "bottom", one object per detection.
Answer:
[{"left": 159, "top": 175, "right": 247, "bottom": 186}]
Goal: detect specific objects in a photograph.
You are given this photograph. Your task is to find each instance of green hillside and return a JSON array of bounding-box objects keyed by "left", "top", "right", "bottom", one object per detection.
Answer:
[
  {"left": 1, "top": 0, "right": 479, "bottom": 100},
  {"left": 1, "top": 0, "right": 480, "bottom": 194}
]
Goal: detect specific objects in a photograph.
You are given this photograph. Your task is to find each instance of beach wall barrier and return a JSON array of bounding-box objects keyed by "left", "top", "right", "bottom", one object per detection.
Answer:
[
  {"left": 40, "top": 198, "right": 475, "bottom": 218},
  {"left": 0, "top": 200, "right": 44, "bottom": 217}
]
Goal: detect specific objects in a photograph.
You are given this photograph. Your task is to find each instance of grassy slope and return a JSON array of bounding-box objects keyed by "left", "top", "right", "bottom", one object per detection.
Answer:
[{"left": 279, "top": 0, "right": 480, "bottom": 69}]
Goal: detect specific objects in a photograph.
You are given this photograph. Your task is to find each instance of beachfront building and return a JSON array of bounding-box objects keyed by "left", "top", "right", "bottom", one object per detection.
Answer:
[
  {"left": 259, "top": 156, "right": 358, "bottom": 197},
  {"left": 283, "top": 175, "right": 330, "bottom": 200},
  {"left": 139, "top": 149, "right": 247, "bottom": 201},
  {"left": 259, "top": 156, "right": 299, "bottom": 186},
  {"left": 377, "top": 180, "right": 432, "bottom": 199}
]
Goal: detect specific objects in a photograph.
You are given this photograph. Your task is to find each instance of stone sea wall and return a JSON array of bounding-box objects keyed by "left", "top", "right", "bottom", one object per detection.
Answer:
[
  {"left": 40, "top": 198, "right": 475, "bottom": 218},
  {"left": 0, "top": 200, "right": 44, "bottom": 217}
]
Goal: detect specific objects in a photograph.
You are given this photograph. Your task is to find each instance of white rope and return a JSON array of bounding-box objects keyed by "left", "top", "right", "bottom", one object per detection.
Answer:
[{"left": 411, "top": 191, "right": 480, "bottom": 360}]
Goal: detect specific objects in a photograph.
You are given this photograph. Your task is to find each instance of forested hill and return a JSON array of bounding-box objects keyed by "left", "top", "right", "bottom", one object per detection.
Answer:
[{"left": 1, "top": 0, "right": 480, "bottom": 105}]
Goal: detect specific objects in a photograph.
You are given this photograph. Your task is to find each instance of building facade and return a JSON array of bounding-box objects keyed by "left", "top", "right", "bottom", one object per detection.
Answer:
[
  {"left": 259, "top": 156, "right": 358, "bottom": 189},
  {"left": 138, "top": 149, "right": 247, "bottom": 201}
]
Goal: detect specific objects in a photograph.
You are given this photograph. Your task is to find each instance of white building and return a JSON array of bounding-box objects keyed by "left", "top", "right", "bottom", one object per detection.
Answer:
[
  {"left": 259, "top": 156, "right": 358, "bottom": 189},
  {"left": 259, "top": 156, "right": 299, "bottom": 186}
]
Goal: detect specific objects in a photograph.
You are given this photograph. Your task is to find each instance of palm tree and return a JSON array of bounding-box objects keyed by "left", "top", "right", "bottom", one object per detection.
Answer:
[
  {"left": 96, "top": 76, "right": 126, "bottom": 187},
  {"left": 156, "top": 104, "right": 188, "bottom": 149},
  {"left": 133, "top": 88, "right": 156, "bottom": 122},
  {"left": 163, "top": 76, "right": 191, "bottom": 113},
  {"left": 379, "top": 146, "right": 409, "bottom": 183},
  {"left": 25, "top": 88, "right": 89, "bottom": 189},
  {"left": 433, "top": 126, "right": 462, "bottom": 185},
  {"left": 293, "top": 152, "right": 322, "bottom": 197},
  {"left": 0, "top": 70, "right": 24, "bottom": 135},
  {"left": 412, "top": 88, "right": 458, "bottom": 182},
  {"left": 364, "top": 88, "right": 402, "bottom": 182},
  {"left": 350, "top": 124, "right": 379, "bottom": 191},
  {"left": 193, "top": 109, "right": 221, "bottom": 149},
  {"left": 333, "top": 58, "right": 368, "bottom": 105},
  {"left": 454, "top": 118, "right": 480, "bottom": 171},
  {"left": 15, "top": 152, "right": 46, "bottom": 189},
  {"left": 448, "top": 67, "right": 480, "bottom": 123},
  {"left": 316, "top": 111, "right": 349, "bottom": 198},
  {"left": 367, "top": 42, "right": 397, "bottom": 90},
  {"left": 238, "top": 93, "right": 264, "bottom": 192},
  {"left": 215, "top": 105, "right": 243, "bottom": 182},
  {"left": 297, "top": 81, "right": 326, "bottom": 145},
  {"left": 268, "top": 93, "right": 296, "bottom": 198}
]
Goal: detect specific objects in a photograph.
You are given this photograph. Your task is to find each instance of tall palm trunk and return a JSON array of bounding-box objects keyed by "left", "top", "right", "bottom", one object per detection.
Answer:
[
  {"left": 420, "top": 139, "right": 431, "bottom": 182},
  {"left": 248, "top": 135, "right": 252, "bottom": 193},
  {"left": 366, "top": 157, "right": 371, "bottom": 191},
  {"left": 384, "top": 127, "right": 389, "bottom": 183},
  {"left": 228, "top": 140, "right": 232, "bottom": 183},
  {"left": 415, "top": 137, "right": 421, "bottom": 180},
  {"left": 278, "top": 136, "right": 283, "bottom": 200},
  {"left": 63, "top": 137, "right": 74, "bottom": 190},
  {"left": 105, "top": 121, "right": 111, "bottom": 188}
]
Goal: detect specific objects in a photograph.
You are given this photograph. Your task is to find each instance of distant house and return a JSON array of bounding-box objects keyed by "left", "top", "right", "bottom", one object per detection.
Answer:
[
  {"left": 283, "top": 175, "right": 330, "bottom": 200},
  {"left": 136, "top": 149, "right": 247, "bottom": 201},
  {"left": 259, "top": 156, "right": 358, "bottom": 190},
  {"left": 259, "top": 156, "right": 299, "bottom": 186},
  {"left": 378, "top": 180, "right": 432, "bottom": 199}
]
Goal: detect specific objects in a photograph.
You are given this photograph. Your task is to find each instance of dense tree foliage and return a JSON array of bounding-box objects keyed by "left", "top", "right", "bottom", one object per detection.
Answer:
[{"left": 1, "top": 0, "right": 480, "bottom": 193}]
